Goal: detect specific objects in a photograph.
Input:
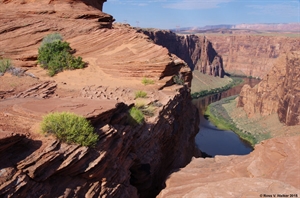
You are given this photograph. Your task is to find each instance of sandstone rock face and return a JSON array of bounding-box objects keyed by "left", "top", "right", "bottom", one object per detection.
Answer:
[
  {"left": 0, "top": 1, "right": 199, "bottom": 197},
  {"left": 158, "top": 135, "right": 300, "bottom": 197},
  {"left": 238, "top": 51, "right": 300, "bottom": 126},
  {"left": 141, "top": 29, "right": 225, "bottom": 78},
  {"left": 278, "top": 51, "right": 300, "bottom": 125},
  {"left": 0, "top": 1, "right": 191, "bottom": 88},
  {"left": 206, "top": 35, "right": 300, "bottom": 78},
  {"left": 0, "top": 87, "right": 199, "bottom": 198}
]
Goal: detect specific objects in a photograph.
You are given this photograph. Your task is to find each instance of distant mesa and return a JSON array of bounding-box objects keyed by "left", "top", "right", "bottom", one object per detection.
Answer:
[{"left": 172, "top": 23, "right": 300, "bottom": 33}]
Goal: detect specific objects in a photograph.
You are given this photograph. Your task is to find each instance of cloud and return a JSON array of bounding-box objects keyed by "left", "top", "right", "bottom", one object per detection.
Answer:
[
  {"left": 247, "top": 1, "right": 300, "bottom": 17},
  {"left": 164, "top": 0, "right": 234, "bottom": 10}
]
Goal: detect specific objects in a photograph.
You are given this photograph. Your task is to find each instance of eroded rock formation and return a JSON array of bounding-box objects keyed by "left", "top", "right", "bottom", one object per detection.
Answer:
[
  {"left": 0, "top": 0, "right": 199, "bottom": 197},
  {"left": 158, "top": 135, "right": 300, "bottom": 197},
  {"left": 206, "top": 35, "right": 300, "bottom": 78},
  {"left": 277, "top": 51, "right": 300, "bottom": 125},
  {"left": 0, "top": 87, "right": 199, "bottom": 198},
  {"left": 141, "top": 29, "right": 225, "bottom": 78},
  {"left": 238, "top": 51, "right": 300, "bottom": 126}
]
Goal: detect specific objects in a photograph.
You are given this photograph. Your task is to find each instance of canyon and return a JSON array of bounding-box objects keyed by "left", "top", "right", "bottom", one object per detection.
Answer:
[
  {"left": 0, "top": 0, "right": 199, "bottom": 197},
  {"left": 141, "top": 28, "right": 300, "bottom": 81},
  {"left": 141, "top": 29, "right": 225, "bottom": 78},
  {"left": 0, "top": 0, "right": 299, "bottom": 197},
  {"left": 206, "top": 34, "right": 300, "bottom": 78},
  {"left": 158, "top": 51, "right": 300, "bottom": 197}
]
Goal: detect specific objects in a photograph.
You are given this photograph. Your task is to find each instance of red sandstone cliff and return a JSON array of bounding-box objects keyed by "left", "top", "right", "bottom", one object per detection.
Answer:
[
  {"left": 206, "top": 35, "right": 300, "bottom": 78},
  {"left": 238, "top": 51, "right": 300, "bottom": 126},
  {"left": 0, "top": 1, "right": 199, "bottom": 197},
  {"left": 140, "top": 29, "right": 225, "bottom": 78}
]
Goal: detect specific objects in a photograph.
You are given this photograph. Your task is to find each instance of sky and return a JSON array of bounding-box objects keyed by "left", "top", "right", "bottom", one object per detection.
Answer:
[{"left": 104, "top": 0, "right": 300, "bottom": 29}]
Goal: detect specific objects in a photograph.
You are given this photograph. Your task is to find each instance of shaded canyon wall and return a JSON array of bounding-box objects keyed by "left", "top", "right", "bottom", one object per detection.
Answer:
[{"left": 140, "top": 29, "right": 225, "bottom": 78}]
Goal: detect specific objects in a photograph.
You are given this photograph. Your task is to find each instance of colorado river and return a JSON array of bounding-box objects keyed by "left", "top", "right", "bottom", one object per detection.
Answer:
[{"left": 192, "top": 78, "right": 260, "bottom": 157}]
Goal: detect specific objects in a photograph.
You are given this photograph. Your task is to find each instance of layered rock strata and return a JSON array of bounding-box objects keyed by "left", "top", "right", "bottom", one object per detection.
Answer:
[
  {"left": 206, "top": 35, "right": 300, "bottom": 78},
  {"left": 277, "top": 51, "right": 300, "bottom": 125},
  {"left": 238, "top": 51, "right": 300, "bottom": 126},
  {"left": 141, "top": 29, "right": 225, "bottom": 77},
  {"left": 0, "top": 0, "right": 200, "bottom": 197},
  {"left": 0, "top": 86, "right": 199, "bottom": 198},
  {"left": 158, "top": 135, "right": 300, "bottom": 197}
]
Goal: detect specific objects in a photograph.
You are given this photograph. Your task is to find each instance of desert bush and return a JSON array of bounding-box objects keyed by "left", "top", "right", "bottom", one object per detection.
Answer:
[
  {"left": 40, "top": 33, "right": 63, "bottom": 47},
  {"left": 173, "top": 74, "right": 184, "bottom": 85},
  {"left": 0, "top": 58, "right": 11, "bottom": 73},
  {"left": 135, "top": 90, "right": 147, "bottom": 99},
  {"left": 41, "top": 112, "right": 98, "bottom": 147},
  {"left": 135, "top": 102, "right": 155, "bottom": 117},
  {"left": 38, "top": 33, "right": 85, "bottom": 76},
  {"left": 129, "top": 107, "right": 144, "bottom": 125},
  {"left": 142, "top": 77, "right": 155, "bottom": 85}
]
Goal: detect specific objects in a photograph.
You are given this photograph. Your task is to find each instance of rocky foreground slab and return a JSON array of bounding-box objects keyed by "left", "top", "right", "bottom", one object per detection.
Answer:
[{"left": 158, "top": 135, "right": 300, "bottom": 197}]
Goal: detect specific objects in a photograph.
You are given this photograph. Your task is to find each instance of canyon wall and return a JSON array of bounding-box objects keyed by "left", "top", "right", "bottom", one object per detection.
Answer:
[
  {"left": 141, "top": 29, "right": 225, "bottom": 78},
  {"left": 206, "top": 35, "right": 300, "bottom": 78},
  {"left": 0, "top": 87, "right": 199, "bottom": 198},
  {"left": 238, "top": 51, "right": 300, "bottom": 126},
  {"left": 0, "top": 1, "right": 200, "bottom": 197},
  {"left": 158, "top": 135, "right": 300, "bottom": 197}
]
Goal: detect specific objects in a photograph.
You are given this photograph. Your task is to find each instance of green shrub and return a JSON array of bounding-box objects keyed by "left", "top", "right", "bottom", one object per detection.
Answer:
[
  {"left": 135, "top": 102, "right": 155, "bottom": 117},
  {"left": 41, "top": 112, "right": 98, "bottom": 147},
  {"left": 129, "top": 107, "right": 144, "bottom": 125},
  {"left": 0, "top": 58, "right": 11, "bottom": 73},
  {"left": 173, "top": 74, "right": 184, "bottom": 85},
  {"left": 135, "top": 90, "right": 147, "bottom": 99},
  {"left": 142, "top": 77, "right": 155, "bottom": 85},
  {"left": 40, "top": 33, "right": 63, "bottom": 47},
  {"left": 38, "top": 33, "right": 85, "bottom": 76}
]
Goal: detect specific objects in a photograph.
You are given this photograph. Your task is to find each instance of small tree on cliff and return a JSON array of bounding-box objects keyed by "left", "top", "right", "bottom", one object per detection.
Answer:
[{"left": 38, "top": 33, "right": 85, "bottom": 76}]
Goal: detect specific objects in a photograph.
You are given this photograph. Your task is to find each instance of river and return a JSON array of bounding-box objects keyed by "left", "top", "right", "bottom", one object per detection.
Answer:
[{"left": 192, "top": 78, "right": 260, "bottom": 157}]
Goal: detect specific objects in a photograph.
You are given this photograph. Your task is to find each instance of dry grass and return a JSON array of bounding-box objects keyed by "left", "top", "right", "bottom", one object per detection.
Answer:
[{"left": 191, "top": 70, "right": 232, "bottom": 93}]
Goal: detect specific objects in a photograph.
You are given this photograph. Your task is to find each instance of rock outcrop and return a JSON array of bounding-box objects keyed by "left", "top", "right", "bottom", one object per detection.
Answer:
[
  {"left": 277, "top": 51, "right": 300, "bottom": 125},
  {"left": 0, "top": 0, "right": 199, "bottom": 197},
  {"left": 141, "top": 29, "right": 225, "bottom": 77},
  {"left": 0, "top": 87, "right": 199, "bottom": 198},
  {"left": 238, "top": 51, "right": 300, "bottom": 126},
  {"left": 206, "top": 35, "right": 300, "bottom": 78},
  {"left": 158, "top": 135, "right": 300, "bottom": 197}
]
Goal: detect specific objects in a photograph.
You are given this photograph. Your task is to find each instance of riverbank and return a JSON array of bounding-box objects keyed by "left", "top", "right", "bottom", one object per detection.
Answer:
[
  {"left": 191, "top": 71, "right": 243, "bottom": 99},
  {"left": 205, "top": 96, "right": 300, "bottom": 146},
  {"left": 204, "top": 95, "right": 258, "bottom": 146}
]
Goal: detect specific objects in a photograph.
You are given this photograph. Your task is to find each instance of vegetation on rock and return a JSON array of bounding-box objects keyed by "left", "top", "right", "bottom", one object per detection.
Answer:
[
  {"left": 135, "top": 102, "right": 155, "bottom": 117},
  {"left": 38, "top": 33, "right": 85, "bottom": 76},
  {"left": 41, "top": 112, "right": 98, "bottom": 147},
  {"left": 0, "top": 58, "right": 11, "bottom": 74},
  {"left": 135, "top": 90, "right": 147, "bottom": 99},
  {"left": 173, "top": 74, "right": 184, "bottom": 85},
  {"left": 128, "top": 102, "right": 156, "bottom": 125},
  {"left": 128, "top": 106, "right": 145, "bottom": 125},
  {"left": 142, "top": 77, "right": 155, "bottom": 85}
]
